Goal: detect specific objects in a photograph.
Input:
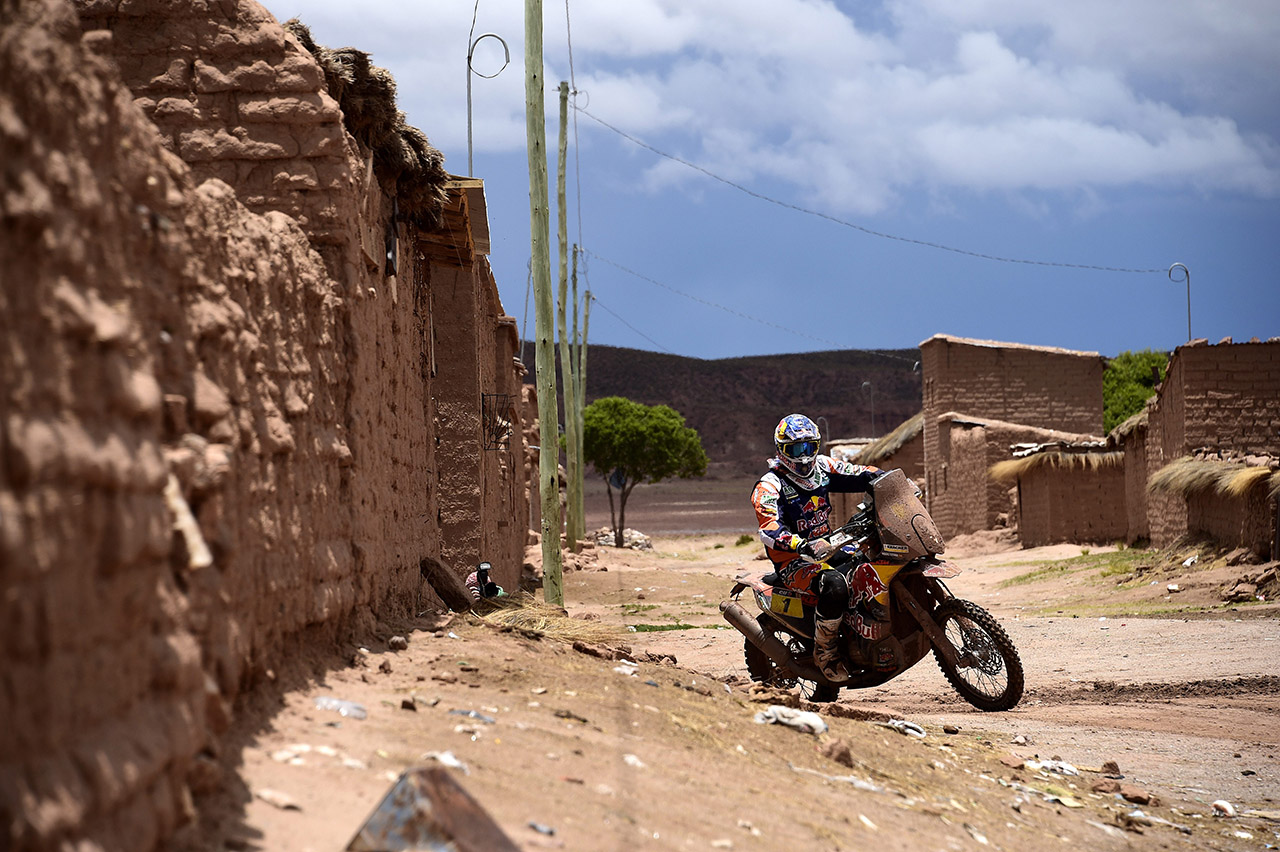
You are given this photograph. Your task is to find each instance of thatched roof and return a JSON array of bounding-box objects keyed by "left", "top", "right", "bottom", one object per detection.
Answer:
[
  {"left": 1108, "top": 405, "right": 1149, "bottom": 445},
  {"left": 855, "top": 412, "right": 922, "bottom": 466},
  {"left": 990, "top": 450, "right": 1123, "bottom": 484},
  {"left": 284, "top": 19, "right": 449, "bottom": 229},
  {"left": 1147, "top": 455, "right": 1279, "bottom": 499}
]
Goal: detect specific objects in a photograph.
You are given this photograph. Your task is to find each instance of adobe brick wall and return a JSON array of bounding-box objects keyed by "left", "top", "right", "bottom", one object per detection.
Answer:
[
  {"left": 1018, "top": 463, "right": 1127, "bottom": 547},
  {"left": 1123, "top": 430, "right": 1149, "bottom": 543},
  {"left": 1146, "top": 339, "right": 1280, "bottom": 549},
  {"left": 1, "top": 3, "right": 529, "bottom": 850},
  {"left": 920, "top": 335, "right": 1104, "bottom": 538}
]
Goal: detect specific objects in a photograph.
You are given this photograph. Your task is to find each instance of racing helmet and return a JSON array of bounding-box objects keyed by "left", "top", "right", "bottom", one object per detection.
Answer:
[{"left": 774, "top": 413, "right": 821, "bottom": 479}]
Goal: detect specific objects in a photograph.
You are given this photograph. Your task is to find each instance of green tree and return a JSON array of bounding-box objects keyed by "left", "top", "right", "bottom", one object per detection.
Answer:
[
  {"left": 1103, "top": 349, "right": 1169, "bottom": 433},
  {"left": 582, "top": 397, "right": 708, "bottom": 547}
]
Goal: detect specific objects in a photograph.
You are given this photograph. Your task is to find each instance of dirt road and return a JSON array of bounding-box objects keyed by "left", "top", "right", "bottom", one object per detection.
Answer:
[{"left": 184, "top": 524, "right": 1280, "bottom": 852}]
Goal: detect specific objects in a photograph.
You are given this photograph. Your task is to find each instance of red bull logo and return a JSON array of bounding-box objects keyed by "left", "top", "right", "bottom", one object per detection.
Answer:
[{"left": 850, "top": 562, "right": 889, "bottom": 604}]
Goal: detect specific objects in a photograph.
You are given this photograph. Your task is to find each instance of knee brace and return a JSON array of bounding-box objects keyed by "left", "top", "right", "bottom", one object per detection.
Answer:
[{"left": 815, "top": 569, "right": 850, "bottom": 619}]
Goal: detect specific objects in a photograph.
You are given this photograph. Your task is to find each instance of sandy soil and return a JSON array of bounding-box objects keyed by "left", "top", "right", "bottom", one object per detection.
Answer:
[{"left": 178, "top": 481, "right": 1280, "bottom": 852}]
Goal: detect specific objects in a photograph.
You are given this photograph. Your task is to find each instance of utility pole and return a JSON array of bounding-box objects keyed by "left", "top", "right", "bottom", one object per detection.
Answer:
[
  {"left": 525, "top": 0, "right": 563, "bottom": 605},
  {"left": 556, "top": 80, "right": 583, "bottom": 553},
  {"left": 572, "top": 247, "right": 588, "bottom": 545}
]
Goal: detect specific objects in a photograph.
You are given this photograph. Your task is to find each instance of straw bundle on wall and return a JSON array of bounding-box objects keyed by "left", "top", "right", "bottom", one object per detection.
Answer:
[
  {"left": 989, "top": 450, "right": 1124, "bottom": 484},
  {"left": 1147, "top": 456, "right": 1275, "bottom": 499},
  {"left": 857, "top": 412, "right": 923, "bottom": 466}
]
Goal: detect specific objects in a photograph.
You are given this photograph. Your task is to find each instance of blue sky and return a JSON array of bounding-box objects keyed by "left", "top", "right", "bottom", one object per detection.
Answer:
[{"left": 267, "top": 0, "right": 1280, "bottom": 360}]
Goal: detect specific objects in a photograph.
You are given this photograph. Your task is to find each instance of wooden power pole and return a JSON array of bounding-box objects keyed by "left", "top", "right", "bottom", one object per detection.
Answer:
[
  {"left": 556, "top": 81, "right": 583, "bottom": 553},
  {"left": 572, "top": 246, "right": 588, "bottom": 545},
  {"left": 525, "top": 0, "right": 563, "bottom": 605}
]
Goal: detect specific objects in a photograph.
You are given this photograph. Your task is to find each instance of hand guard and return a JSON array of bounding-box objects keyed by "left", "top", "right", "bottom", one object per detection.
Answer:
[{"left": 797, "top": 537, "right": 833, "bottom": 563}]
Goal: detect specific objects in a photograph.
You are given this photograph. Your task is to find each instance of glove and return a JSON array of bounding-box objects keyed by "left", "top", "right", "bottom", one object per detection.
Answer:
[{"left": 797, "top": 538, "right": 833, "bottom": 563}]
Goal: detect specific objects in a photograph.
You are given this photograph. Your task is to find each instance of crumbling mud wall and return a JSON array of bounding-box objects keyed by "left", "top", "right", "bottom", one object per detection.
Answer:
[
  {"left": 1146, "top": 339, "right": 1280, "bottom": 552},
  {"left": 0, "top": 2, "right": 528, "bottom": 849},
  {"left": 920, "top": 335, "right": 1105, "bottom": 538}
]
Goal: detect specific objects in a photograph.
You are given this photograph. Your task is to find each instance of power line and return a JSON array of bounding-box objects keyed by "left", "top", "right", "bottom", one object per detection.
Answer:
[
  {"left": 576, "top": 107, "right": 1166, "bottom": 276},
  {"left": 588, "top": 293, "right": 674, "bottom": 354}
]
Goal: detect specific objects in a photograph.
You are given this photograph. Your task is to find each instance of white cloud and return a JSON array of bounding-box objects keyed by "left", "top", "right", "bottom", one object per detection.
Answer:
[{"left": 267, "top": 0, "right": 1280, "bottom": 205}]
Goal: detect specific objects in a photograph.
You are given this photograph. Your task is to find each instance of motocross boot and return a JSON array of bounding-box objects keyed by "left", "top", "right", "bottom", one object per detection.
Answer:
[{"left": 813, "top": 616, "right": 850, "bottom": 682}]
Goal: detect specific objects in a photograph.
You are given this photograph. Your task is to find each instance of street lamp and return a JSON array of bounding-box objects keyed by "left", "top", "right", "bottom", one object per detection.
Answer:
[
  {"left": 466, "top": 32, "right": 510, "bottom": 177},
  {"left": 1168, "top": 263, "right": 1191, "bottom": 342}
]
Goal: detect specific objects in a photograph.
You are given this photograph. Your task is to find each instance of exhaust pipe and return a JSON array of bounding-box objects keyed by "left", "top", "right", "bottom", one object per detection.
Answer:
[{"left": 720, "top": 600, "right": 828, "bottom": 684}]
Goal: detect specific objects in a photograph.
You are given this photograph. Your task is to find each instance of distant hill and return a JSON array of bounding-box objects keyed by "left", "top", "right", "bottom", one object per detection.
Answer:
[{"left": 522, "top": 343, "right": 923, "bottom": 476}]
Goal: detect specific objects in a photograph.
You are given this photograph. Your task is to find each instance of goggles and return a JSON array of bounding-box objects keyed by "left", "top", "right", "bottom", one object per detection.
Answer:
[{"left": 780, "top": 440, "right": 819, "bottom": 460}]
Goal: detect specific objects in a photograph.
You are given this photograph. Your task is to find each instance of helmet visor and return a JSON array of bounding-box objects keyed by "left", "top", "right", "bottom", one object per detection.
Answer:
[{"left": 780, "top": 440, "right": 819, "bottom": 460}]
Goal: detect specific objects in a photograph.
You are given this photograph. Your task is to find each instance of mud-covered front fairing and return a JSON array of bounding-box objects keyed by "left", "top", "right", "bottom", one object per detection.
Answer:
[{"left": 872, "top": 469, "right": 945, "bottom": 559}]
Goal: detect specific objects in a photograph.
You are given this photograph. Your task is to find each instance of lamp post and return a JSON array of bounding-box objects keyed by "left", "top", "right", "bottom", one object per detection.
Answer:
[
  {"left": 1168, "top": 263, "right": 1191, "bottom": 342},
  {"left": 467, "top": 32, "right": 510, "bottom": 177}
]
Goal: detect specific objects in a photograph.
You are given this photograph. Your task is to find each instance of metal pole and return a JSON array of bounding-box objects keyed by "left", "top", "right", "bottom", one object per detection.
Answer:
[
  {"left": 467, "top": 33, "right": 510, "bottom": 177},
  {"left": 862, "top": 382, "right": 875, "bottom": 438},
  {"left": 1168, "top": 263, "right": 1191, "bottom": 342}
]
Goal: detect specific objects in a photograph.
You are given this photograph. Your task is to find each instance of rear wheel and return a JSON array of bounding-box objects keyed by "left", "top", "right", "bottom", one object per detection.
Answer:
[
  {"left": 932, "top": 599, "right": 1024, "bottom": 711},
  {"left": 744, "top": 613, "right": 840, "bottom": 703}
]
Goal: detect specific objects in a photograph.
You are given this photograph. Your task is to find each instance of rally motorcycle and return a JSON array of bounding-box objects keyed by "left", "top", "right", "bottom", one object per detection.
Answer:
[{"left": 721, "top": 469, "right": 1024, "bottom": 710}]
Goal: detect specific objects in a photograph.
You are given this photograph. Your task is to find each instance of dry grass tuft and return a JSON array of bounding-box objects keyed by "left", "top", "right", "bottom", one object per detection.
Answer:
[
  {"left": 1225, "top": 467, "right": 1272, "bottom": 499},
  {"left": 1147, "top": 456, "right": 1275, "bottom": 499},
  {"left": 989, "top": 451, "right": 1123, "bottom": 483},
  {"left": 856, "top": 412, "right": 923, "bottom": 466},
  {"left": 473, "top": 595, "right": 621, "bottom": 644}
]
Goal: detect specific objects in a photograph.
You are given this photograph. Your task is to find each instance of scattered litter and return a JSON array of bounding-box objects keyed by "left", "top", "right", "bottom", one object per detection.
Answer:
[
  {"left": 613, "top": 662, "right": 639, "bottom": 676},
  {"left": 346, "top": 767, "right": 520, "bottom": 851},
  {"left": 447, "top": 631, "right": 461, "bottom": 639},
  {"left": 1233, "top": 830, "right": 1255, "bottom": 840},
  {"left": 1026, "top": 758, "right": 1078, "bottom": 776},
  {"left": 644, "top": 680, "right": 660, "bottom": 687},
  {"left": 859, "top": 814, "right": 877, "bottom": 831},
  {"left": 527, "top": 822, "right": 556, "bottom": 836},
  {"left": 879, "top": 719, "right": 926, "bottom": 738},
  {"left": 1126, "top": 809, "right": 1190, "bottom": 834},
  {"left": 788, "top": 762, "right": 882, "bottom": 793},
  {"left": 1167, "top": 584, "right": 1182, "bottom": 593},
  {"left": 449, "top": 709, "right": 496, "bottom": 724},
  {"left": 1045, "top": 794, "right": 1084, "bottom": 809},
  {"left": 1182, "top": 554, "right": 1198, "bottom": 567},
  {"left": 710, "top": 840, "right": 733, "bottom": 849},
  {"left": 420, "top": 750, "right": 470, "bottom": 775},
  {"left": 256, "top": 788, "right": 300, "bottom": 811},
  {"left": 736, "top": 819, "right": 761, "bottom": 837},
  {"left": 1212, "top": 800, "right": 1237, "bottom": 818},
  {"left": 963, "top": 823, "right": 989, "bottom": 845},
  {"left": 1086, "top": 819, "right": 1126, "bottom": 838},
  {"left": 314, "top": 696, "right": 367, "bottom": 720},
  {"left": 623, "top": 754, "right": 646, "bottom": 768},
  {"left": 754, "top": 705, "right": 827, "bottom": 735},
  {"left": 531, "top": 687, "right": 548, "bottom": 694}
]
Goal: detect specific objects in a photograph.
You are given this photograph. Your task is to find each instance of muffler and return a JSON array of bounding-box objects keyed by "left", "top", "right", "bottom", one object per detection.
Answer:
[{"left": 720, "top": 600, "right": 828, "bottom": 684}]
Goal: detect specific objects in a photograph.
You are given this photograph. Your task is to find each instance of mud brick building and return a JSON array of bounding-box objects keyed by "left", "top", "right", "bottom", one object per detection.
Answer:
[
  {"left": 919, "top": 335, "right": 1106, "bottom": 538},
  {"left": 1144, "top": 338, "right": 1280, "bottom": 556},
  {"left": 1, "top": 2, "right": 532, "bottom": 849}
]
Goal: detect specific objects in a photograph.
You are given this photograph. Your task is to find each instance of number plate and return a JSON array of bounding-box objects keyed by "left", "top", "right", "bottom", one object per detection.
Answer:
[{"left": 769, "top": 590, "right": 806, "bottom": 618}]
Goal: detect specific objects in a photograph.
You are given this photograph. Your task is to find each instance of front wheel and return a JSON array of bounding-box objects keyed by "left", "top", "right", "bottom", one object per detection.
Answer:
[
  {"left": 744, "top": 613, "right": 840, "bottom": 703},
  {"left": 932, "top": 599, "right": 1024, "bottom": 711}
]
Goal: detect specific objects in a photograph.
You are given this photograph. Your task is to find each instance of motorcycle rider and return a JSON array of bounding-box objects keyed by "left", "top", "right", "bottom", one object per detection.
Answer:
[{"left": 751, "top": 413, "right": 884, "bottom": 682}]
